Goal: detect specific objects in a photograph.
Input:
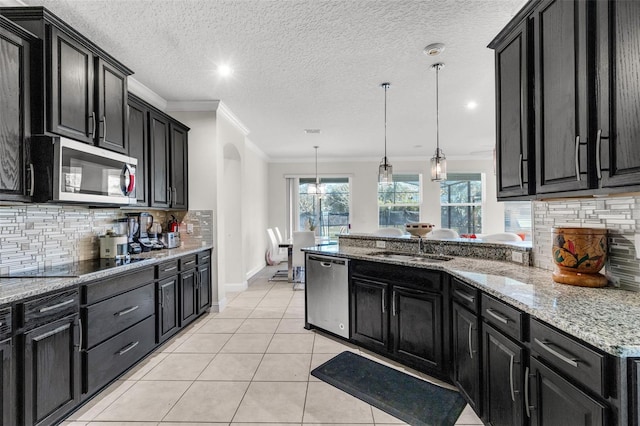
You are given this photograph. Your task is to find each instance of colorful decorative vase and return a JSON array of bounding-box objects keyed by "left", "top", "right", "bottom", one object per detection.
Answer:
[{"left": 551, "top": 227, "right": 608, "bottom": 287}]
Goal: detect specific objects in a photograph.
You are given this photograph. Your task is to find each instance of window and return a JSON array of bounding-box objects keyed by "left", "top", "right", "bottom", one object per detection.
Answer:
[
  {"left": 378, "top": 174, "right": 421, "bottom": 228},
  {"left": 296, "top": 177, "right": 350, "bottom": 238},
  {"left": 440, "top": 173, "right": 482, "bottom": 234},
  {"left": 504, "top": 201, "right": 532, "bottom": 240}
]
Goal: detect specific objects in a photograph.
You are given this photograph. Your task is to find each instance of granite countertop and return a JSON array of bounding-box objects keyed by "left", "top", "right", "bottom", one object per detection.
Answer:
[
  {"left": 305, "top": 245, "right": 640, "bottom": 358},
  {"left": 0, "top": 243, "right": 214, "bottom": 305}
]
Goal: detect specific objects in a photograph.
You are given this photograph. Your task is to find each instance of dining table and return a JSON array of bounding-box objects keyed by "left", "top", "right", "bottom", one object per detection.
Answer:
[{"left": 278, "top": 237, "right": 337, "bottom": 283}]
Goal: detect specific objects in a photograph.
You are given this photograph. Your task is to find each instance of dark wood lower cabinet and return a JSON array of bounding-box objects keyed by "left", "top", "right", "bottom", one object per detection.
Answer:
[
  {"left": 0, "top": 337, "right": 12, "bottom": 426},
  {"left": 23, "top": 314, "right": 80, "bottom": 426},
  {"left": 529, "top": 357, "right": 607, "bottom": 426},
  {"left": 197, "top": 263, "right": 211, "bottom": 312},
  {"left": 391, "top": 286, "right": 443, "bottom": 371},
  {"left": 180, "top": 269, "right": 198, "bottom": 326},
  {"left": 157, "top": 276, "right": 179, "bottom": 343},
  {"left": 452, "top": 302, "right": 481, "bottom": 414},
  {"left": 351, "top": 277, "right": 388, "bottom": 351},
  {"left": 483, "top": 322, "right": 525, "bottom": 426}
]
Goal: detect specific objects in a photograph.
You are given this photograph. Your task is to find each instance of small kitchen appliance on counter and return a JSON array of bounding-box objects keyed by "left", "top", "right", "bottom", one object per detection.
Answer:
[
  {"left": 99, "top": 232, "right": 128, "bottom": 260},
  {"left": 552, "top": 227, "right": 608, "bottom": 287},
  {"left": 128, "top": 212, "right": 163, "bottom": 251},
  {"left": 160, "top": 232, "right": 180, "bottom": 249}
]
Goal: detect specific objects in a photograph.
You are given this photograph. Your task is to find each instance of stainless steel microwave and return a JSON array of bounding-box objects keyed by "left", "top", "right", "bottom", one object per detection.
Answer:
[{"left": 30, "top": 136, "right": 137, "bottom": 205}]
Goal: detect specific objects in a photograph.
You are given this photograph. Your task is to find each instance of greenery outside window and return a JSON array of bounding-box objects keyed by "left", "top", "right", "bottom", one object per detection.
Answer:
[
  {"left": 504, "top": 201, "right": 532, "bottom": 240},
  {"left": 378, "top": 174, "right": 421, "bottom": 228},
  {"left": 298, "top": 177, "right": 350, "bottom": 238},
  {"left": 440, "top": 173, "right": 483, "bottom": 234}
]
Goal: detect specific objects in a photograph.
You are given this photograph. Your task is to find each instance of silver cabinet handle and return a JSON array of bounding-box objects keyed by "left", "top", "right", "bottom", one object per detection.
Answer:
[
  {"left": 454, "top": 290, "right": 475, "bottom": 304},
  {"left": 163, "top": 266, "right": 177, "bottom": 272},
  {"left": 201, "top": 255, "right": 210, "bottom": 261},
  {"left": 509, "top": 353, "right": 516, "bottom": 402},
  {"left": 184, "top": 260, "right": 196, "bottom": 266},
  {"left": 595, "top": 129, "right": 602, "bottom": 180},
  {"left": 381, "top": 288, "right": 385, "bottom": 314},
  {"left": 392, "top": 292, "right": 396, "bottom": 316},
  {"left": 116, "top": 305, "right": 139, "bottom": 316},
  {"left": 28, "top": 163, "right": 35, "bottom": 197},
  {"left": 0, "top": 322, "right": 2, "bottom": 327},
  {"left": 160, "top": 287, "right": 165, "bottom": 308},
  {"left": 467, "top": 322, "right": 474, "bottom": 359},
  {"left": 525, "top": 366, "right": 531, "bottom": 418},
  {"left": 167, "top": 188, "right": 172, "bottom": 205},
  {"left": 172, "top": 187, "right": 177, "bottom": 205},
  {"left": 575, "top": 135, "right": 581, "bottom": 181},
  {"left": 534, "top": 338, "right": 580, "bottom": 367},
  {"left": 117, "top": 341, "right": 139, "bottom": 356},
  {"left": 39, "top": 298, "right": 75, "bottom": 313},
  {"left": 518, "top": 153, "right": 523, "bottom": 189},
  {"left": 102, "top": 115, "right": 107, "bottom": 141},
  {"left": 78, "top": 317, "right": 83, "bottom": 351},
  {"left": 90, "top": 112, "right": 96, "bottom": 139},
  {"left": 486, "top": 308, "right": 510, "bottom": 324}
]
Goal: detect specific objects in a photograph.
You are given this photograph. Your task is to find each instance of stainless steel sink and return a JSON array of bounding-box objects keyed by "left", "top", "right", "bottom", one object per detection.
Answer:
[{"left": 368, "top": 251, "right": 453, "bottom": 263}]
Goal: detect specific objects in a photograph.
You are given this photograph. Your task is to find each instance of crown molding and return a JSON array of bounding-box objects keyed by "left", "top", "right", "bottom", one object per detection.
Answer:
[
  {"left": 217, "top": 102, "right": 250, "bottom": 136},
  {"left": 166, "top": 100, "right": 220, "bottom": 112},
  {"left": 245, "top": 138, "right": 269, "bottom": 161},
  {"left": 127, "top": 78, "right": 167, "bottom": 111}
]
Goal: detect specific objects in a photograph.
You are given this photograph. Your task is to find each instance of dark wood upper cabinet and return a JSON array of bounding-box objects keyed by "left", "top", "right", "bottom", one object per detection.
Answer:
[
  {"left": 149, "top": 110, "right": 171, "bottom": 208},
  {"left": 127, "top": 94, "right": 149, "bottom": 206},
  {"left": 0, "top": 7, "right": 132, "bottom": 152},
  {"left": 493, "top": 19, "right": 534, "bottom": 200},
  {"left": 0, "top": 16, "right": 32, "bottom": 202},
  {"left": 595, "top": 0, "right": 640, "bottom": 189},
  {"left": 170, "top": 122, "right": 189, "bottom": 210}
]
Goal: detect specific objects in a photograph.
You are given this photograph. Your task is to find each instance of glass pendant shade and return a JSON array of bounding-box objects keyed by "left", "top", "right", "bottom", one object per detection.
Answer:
[
  {"left": 430, "top": 148, "right": 447, "bottom": 181},
  {"left": 379, "top": 159, "right": 393, "bottom": 184},
  {"left": 308, "top": 145, "right": 325, "bottom": 197}
]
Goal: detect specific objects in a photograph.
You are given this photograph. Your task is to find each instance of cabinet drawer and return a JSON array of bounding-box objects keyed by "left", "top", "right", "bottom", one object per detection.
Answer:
[
  {"left": 531, "top": 318, "right": 607, "bottom": 398},
  {"left": 452, "top": 278, "right": 478, "bottom": 313},
  {"left": 156, "top": 259, "right": 179, "bottom": 279},
  {"left": 84, "top": 314, "right": 155, "bottom": 395},
  {"left": 351, "top": 260, "right": 442, "bottom": 292},
  {"left": 83, "top": 267, "right": 154, "bottom": 305},
  {"left": 180, "top": 254, "right": 197, "bottom": 271},
  {"left": 0, "top": 306, "right": 11, "bottom": 339},
  {"left": 84, "top": 282, "right": 155, "bottom": 349},
  {"left": 23, "top": 289, "right": 79, "bottom": 329},
  {"left": 481, "top": 294, "right": 525, "bottom": 341},
  {"left": 197, "top": 250, "right": 211, "bottom": 265}
]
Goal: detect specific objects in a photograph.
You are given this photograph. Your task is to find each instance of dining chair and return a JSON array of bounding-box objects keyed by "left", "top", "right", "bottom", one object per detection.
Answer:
[
  {"left": 372, "top": 227, "right": 405, "bottom": 236},
  {"left": 274, "top": 227, "right": 284, "bottom": 245},
  {"left": 426, "top": 228, "right": 460, "bottom": 239},
  {"left": 266, "top": 228, "right": 287, "bottom": 281},
  {"left": 292, "top": 231, "right": 316, "bottom": 288},
  {"left": 481, "top": 232, "right": 522, "bottom": 242}
]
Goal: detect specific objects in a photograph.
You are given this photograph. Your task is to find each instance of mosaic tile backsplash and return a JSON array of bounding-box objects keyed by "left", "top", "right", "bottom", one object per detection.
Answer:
[
  {"left": 533, "top": 196, "right": 640, "bottom": 291},
  {"left": 0, "top": 205, "right": 213, "bottom": 275}
]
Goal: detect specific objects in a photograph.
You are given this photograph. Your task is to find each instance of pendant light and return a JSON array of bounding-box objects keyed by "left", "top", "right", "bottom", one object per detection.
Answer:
[
  {"left": 308, "top": 145, "right": 325, "bottom": 197},
  {"left": 378, "top": 82, "right": 393, "bottom": 185},
  {"left": 430, "top": 63, "right": 447, "bottom": 181}
]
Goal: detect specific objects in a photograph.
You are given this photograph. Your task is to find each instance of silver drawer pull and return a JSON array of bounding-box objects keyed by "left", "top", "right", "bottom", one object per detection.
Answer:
[
  {"left": 534, "top": 338, "right": 580, "bottom": 368},
  {"left": 486, "top": 308, "right": 510, "bottom": 324},
  {"left": 454, "top": 290, "right": 475, "bottom": 304},
  {"left": 163, "top": 266, "right": 177, "bottom": 272},
  {"left": 0, "top": 322, "right": 2, "bottom": 327},
  {"left": 575, "top": 135, "right": 581, "bottom": 181},
  {"left": 117, "top": 341, "right": 139, "bottom": 356},
  {"left": 184, "top": 260, "right": 195, "bottom": 266},
  {"left": 525, "top": 367, "right": 532, "bottom": 418},
  {"left": 116, "top": 305, "right": 139, "bottom": 316},
  {"left": 201, "top": 255, "right": 210, "bottom": 261},
  {"left": 39, "top": 298, "right": 75, "bottom": 313}
]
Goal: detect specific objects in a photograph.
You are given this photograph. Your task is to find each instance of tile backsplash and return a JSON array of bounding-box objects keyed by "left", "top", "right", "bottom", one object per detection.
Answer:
[
  {"left": 0, "top": 204, "right": 213, "bottom": 275},
  {"left": 533, "top": 195, "right": 640, "bottom": 291}
]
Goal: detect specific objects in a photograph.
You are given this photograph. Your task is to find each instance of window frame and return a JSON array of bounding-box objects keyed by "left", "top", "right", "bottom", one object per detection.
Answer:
[
  {"left": 439, "top": 173, "right": 485, "bottom": 234},
  {"left": 378, "top": 173, "right": 422, "bottom": 228}
]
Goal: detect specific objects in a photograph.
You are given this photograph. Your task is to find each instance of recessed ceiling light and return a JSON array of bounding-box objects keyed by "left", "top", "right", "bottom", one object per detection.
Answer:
[
  {"left": 304, "top": 129, "right": 321, "bottom": 134},
  {"left": 466, "top": 101, "right": 478, "bottom": 110},
  {"left": 423, "top": 43, "right": 445, "bottom": 57},
  {"left": 217, "top": 64, "right": 233, "bottom": 77}
]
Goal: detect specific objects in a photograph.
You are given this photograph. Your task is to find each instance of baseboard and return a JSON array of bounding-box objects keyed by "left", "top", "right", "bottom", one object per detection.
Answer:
[
  {"left": 245, "top": 264, "right": 263, "bottom": 281},
  {"left": 211, "top": 297, "right": 227, "bottom": 313},
  {"left": 225, "top": 281, "right": 248, "bottom": 292}
]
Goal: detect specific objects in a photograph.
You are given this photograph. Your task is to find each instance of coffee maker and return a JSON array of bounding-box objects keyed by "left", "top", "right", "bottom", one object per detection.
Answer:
[
  {"left": 127, "top": 213, "right": 163, "bottom": 251},
  {"left": 119, "top": 216, "right": 142, "bottom": 254}
]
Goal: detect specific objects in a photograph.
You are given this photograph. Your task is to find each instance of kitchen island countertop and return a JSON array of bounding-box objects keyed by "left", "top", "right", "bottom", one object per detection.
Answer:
[
  {"left": 0, "top": 243, "right": 214, "bottom": 305},
  {"left": 305, "top": 244, "right": 640, "bottom": 358}
]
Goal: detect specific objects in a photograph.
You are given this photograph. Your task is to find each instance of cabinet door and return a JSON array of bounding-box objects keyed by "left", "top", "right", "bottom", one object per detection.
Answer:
[
  {"left": 127, "top": 96, "right": 148, "bottom": 206},
  {"left": 197, "top": 263, "right": 211, "bottom": 313},
  {"left": 351, "top": 278, "right": 388, "bottom": 351},
  {"left": 452, "top": 302, "right": 481, "bottom": 415},
  {"left": 391, "top": 286, "right": 443, "bottom": 372},
  {"left": 170, "top": 122, "right": 188, "bottom": 209},
  {"left": 0, "top": 337, "right": 12, "bottom": 426},
  {"left": 49, "top": 27, "right": 95, "bottom": 144},
  {"left": 149, "top": 111, "right": 170, "bottom": 208},
  {"left": 157, "top": 277, "right": 179, "bottom": 343},
  {"left": 180, "top": 270, "right": 198, "bottom": 326},
  {"left": 0, "top": 24, "right": 30, "bottom": 201},
  {"left": 596, "top": 0, "right": 640, "bottom": 188},
  {"left": 529, "top": 357, "right": 607, "bottom": 426},
  {"left": 533, "top": 0, "right": 591, "bottom": 193},
  {"left": 495, "top": 19, "right": 533, "bottom": 199},
  {"left": 483, "top": 322, "right": 525, "bottom": 426},
  {"left": 23, "top": 314, "right": 80, "bottom": 426},
  {"left": 96, "top": 58, "right": 128, "bottom": 154}
]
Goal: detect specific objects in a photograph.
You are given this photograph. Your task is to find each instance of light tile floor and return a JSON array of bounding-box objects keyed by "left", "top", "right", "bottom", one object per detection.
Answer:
[{"left": 62, "top": 266, "right": 483, "bottom": 426}]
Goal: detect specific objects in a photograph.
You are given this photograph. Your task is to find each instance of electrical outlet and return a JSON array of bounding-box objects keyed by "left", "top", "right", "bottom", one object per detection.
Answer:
[
  {"left": 376, "top": 240, "right": 386, "bottom": 249},
  {"left": 511, "top": 251, "right": 523, "bottom": 263},
  {"left": 186, "top": 223, "right": 194, "bottom": 234}
]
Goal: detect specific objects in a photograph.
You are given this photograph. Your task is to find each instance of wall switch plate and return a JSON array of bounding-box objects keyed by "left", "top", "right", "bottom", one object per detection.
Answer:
[
  {"left": 376, "top": 240, "right": 386, "bottom": 248},
  {"left": 511, "top": 251, "right": 523, "bottom": 263}
]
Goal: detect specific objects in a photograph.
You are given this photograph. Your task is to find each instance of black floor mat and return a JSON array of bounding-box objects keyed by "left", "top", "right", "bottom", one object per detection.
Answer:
[{"left": 311, "top": 351, "right": 466, "bottom": 426}]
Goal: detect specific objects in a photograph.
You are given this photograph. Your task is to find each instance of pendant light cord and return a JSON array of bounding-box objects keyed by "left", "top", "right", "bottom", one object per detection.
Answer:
[
  {"left": 314, "top": 145, "right": 319, "bottom": 184},
  {"left": 435, "top": 65, "right": 440, "bottom": 154},
  {"left": 384, "top": 84, "right": 388, "bottom": 161}
]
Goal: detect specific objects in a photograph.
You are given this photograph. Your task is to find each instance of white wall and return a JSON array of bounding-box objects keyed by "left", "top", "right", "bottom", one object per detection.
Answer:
[
  {"left": 268, "top": 157, "right": 504, "bottom": 235},
  {"left": 243, "top": 141, "right": 269, "bottom": 279}
]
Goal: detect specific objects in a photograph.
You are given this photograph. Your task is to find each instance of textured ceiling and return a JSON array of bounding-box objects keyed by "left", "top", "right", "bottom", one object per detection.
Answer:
[{"left": 10, "top": 0, "right": 527, "bottom": 161}]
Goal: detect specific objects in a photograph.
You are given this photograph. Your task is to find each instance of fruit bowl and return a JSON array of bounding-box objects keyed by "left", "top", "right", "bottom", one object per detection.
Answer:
[{"left": 405, "top": 223, "right": 434, "bottom": 238}]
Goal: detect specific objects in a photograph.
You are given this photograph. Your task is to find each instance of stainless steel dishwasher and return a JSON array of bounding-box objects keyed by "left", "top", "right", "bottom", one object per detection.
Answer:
[{"left": 306, "top": 254, "right": 349, "bottom": 339}]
